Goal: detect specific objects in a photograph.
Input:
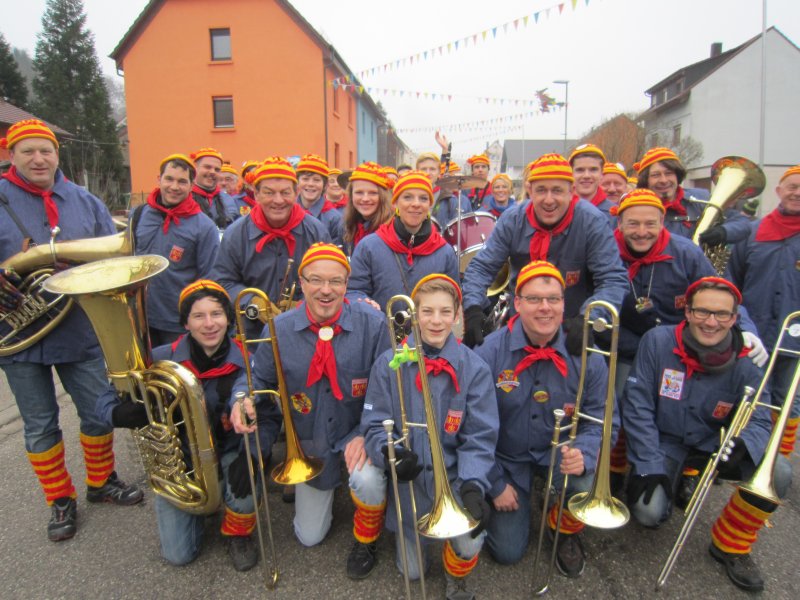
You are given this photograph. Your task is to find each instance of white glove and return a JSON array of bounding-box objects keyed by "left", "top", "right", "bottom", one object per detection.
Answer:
[{"left": 742, "top": 331, "right": 768, "bottom": 368}]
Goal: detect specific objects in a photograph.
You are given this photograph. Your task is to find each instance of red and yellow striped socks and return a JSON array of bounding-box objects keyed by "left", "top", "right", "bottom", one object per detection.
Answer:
[
  {"left": 711, "top": 490, "right": 776, "bottom": 555},
  {"left": 220, "top": 506, "right": 256, "bottom": 536},
  {"left": 80, "top": 432, "right": 115, "bottom": 487},
  {"left": 775, "top": 414, "right": 799, "bottom": 457},
  {"left": 443, "top": 540, "right": 479, "bottom": 577},
  {"left": 27, "top": 440, "right": 76, "bottom": 505},
  {"left": 547, "top": 502, "right": 585, "bottom": 535},
  {"left": 351, "top": 490, "right": 386, "bottom": 544}
]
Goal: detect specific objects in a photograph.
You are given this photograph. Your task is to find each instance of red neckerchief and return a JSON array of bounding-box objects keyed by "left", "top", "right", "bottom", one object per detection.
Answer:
[
  {"left": 305, "top": 305, "right": 344, "bottom": 400},
  {"left": 331, "top": 193, "right": 348, "bottom": 209},
  {"left": 249, "top": 203, "right": 306, "bottom": 253},
  {"left": 242, "top": 190, "right": 256, "bottom": 208},
  {"left": 374, "top": 221, "right": 447, "bottom": 265},
  {"left": 673, "top": 321, "right": 750, "bottom": 378},
  {"left": 506, "top": 315, "right": 567, "bottom": 377},
  {"left": 353, "top": 221, "right": 369, "bottom": 247},
  {"left": 320, "top": 200, "right": 338, "bottom": 214},
  {"left": 587, "top": 188, "right": 607, "bottom": 207},
  {"left": 145, "top": 187, "right": 202, "bottom": 233},
  {"left": 2, "top": 166, "right": 59, "bottom": 228},
  {"left": 756, "top": 209, "right": 800, "bottom": 242},
  {"left": 171, "top": 335, "right": 243, "bottom": 379},
  {"left": 468, "top": 182, "right": 492, "bottom": 200},
  {"left": 192, "top": 183, "right": 224, "bottom": 211},
  {"left": 415, "top": 357, "right": 460, "bottom": 393},
  {"left": 614, "top": 228, "right": 673, "bottom": 279},
  {"left": 526, "top": 197, "right": 578, "bottom": 260},
  {"left": 662, "top": 187, "right": 691, "bottom": 228}
]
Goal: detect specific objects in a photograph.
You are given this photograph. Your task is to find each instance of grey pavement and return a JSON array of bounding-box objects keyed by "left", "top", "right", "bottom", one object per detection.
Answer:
[{"left": 0, "top": 373, "right": 799, "bottom": 599}]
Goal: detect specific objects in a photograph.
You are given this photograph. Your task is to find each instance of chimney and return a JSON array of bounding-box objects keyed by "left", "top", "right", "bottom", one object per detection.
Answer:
[{"left": 710, "top": 42, "right": 722, "bottom": 58}]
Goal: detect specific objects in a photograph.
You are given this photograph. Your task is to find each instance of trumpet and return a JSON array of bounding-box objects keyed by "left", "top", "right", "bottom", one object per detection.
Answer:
[
  {"left": 384, "top": 294, "right": 478, "bottom": 600},
  {"left": 233, "top": 287, "right": 325, "bottom": 588},
  {"left": 532, "top": 301, "right": 628, "bottom": 595},
  {"left": 656, "top": 310, "right": 800, "bottom": 589}
]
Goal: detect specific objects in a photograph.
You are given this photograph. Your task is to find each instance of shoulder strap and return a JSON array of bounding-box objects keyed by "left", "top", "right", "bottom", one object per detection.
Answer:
[
  {"left": 130, "top": 203, "right": 146, "bottom": 249},
  {"left": 0, "top": 191, "right": 36, "bottom": 246},
  {"left": 391, "top": 251, "right": 412, "bottom": 296}
]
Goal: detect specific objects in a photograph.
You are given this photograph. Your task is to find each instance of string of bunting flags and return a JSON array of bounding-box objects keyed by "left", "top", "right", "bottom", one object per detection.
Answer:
[
  {"left": 397, "top": 109, "right": 563, "bottom": 135},
  {"left": 333, "top": 0, "right": 595, "bottom": 80}
]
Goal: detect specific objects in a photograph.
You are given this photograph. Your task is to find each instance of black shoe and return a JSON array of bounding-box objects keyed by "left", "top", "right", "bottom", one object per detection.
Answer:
[
  {"left": 675, "top": 474, "right": 699, "bottom": 510},
  {"left": 48, "top": 497, "right": 77, "bottom": 542},
  {"left": 282, "top": 485, "right": 295, "bottom": 504},
  {"left": 709, "top": 544, "right": 765, "bottom": 592},
  {"left": 228, "top": 535, "right": 259, "bottom": 572},
  {"left": 446, "top": 572, "right": 476, "bottom": 600},
  {"left": 610, "top": 472, "right": 626, "bottom": 497},
  {"left": 86, "top": 471, "right": 144, "bottom": 505},
  {"left": 346, "top": 540, "right": 378, "bottom": 579},
  {"left": 549, "top": 529, "right": 586, "bottom": 578}
]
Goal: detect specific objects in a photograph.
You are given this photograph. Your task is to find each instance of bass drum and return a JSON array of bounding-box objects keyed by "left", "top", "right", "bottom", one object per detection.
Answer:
[{"left": 443, "top": 211, "right": 497, "bottom": 275}]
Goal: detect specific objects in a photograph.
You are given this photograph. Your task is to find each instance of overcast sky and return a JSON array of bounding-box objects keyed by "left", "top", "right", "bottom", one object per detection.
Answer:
[{"left": 3, "top": 0, "right": 799, "bottom": 161}]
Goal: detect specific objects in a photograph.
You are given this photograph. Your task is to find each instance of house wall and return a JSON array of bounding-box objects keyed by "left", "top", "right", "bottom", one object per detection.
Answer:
[{"left": 356, "top": 100, "right": 379, "bottom": 165}]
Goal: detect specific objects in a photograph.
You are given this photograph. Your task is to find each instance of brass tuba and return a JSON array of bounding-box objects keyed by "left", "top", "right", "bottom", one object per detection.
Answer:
[
  {"left": 0, "top": 226, "right": 133, "bottom": 356},
  {"left": 383, "top": 294, "right": 478, "bottom": 600},
  {"left": 692, "top": 156, "right": 765, "bottom": 274},
  {"left": 43, "top": 255, "right": 221, "bottom": 515}
]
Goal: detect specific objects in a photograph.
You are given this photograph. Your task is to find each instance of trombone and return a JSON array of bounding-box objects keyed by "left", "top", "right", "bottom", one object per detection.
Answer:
[
  {"left": 383, "top": 294, "right": 478, "bottom": 600},
  {"left": 233, "top": 288, "right": 325, "bottom": 589},
  {"left": 656, "top": 310, "right": 800, "bottom": 589},
  {"left": 532, "top": 301, "right": 629, "bottom": 595}
]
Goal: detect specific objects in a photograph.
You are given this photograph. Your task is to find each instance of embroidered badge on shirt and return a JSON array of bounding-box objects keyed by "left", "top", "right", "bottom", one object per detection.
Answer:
[
  {"left": 565, "top": 270, "right": 580, "bottom": 287},
  {"left": 674, "top": 294, "right": 687, "bottom": 310},
  {"left": 240, "top": 206, "right": 251, "bottom": 216},
  {"left": 443, "top": 409, "right": 463, "bottom": 434},
  {"left": 169, "top": 245, "right": 184, "bottom": 262},
  {"left": 496, "top": 369, "right": 519, "bottom": 392},
  {"left": 291, "top": 392, "right": 312, "bottom": 414},
  {"left": 533, "top": 390, "right": 550, "bottom": 403},
  {"left": 660, "top": 368, "right": 684, "bottom": 400},
  {"left": 351, "top": 378, "right": 368, "bottom": 398},
  {"left": 712, "top": 401, "right": 733, "bottom": 419}
]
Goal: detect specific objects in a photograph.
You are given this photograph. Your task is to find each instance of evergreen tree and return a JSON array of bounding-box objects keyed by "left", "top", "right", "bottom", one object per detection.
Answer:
[
  {"left": 32, "top": 0, "right": 123, "bottom": 202},
  {"left": 0, "top": 33, "right": 29, "bottom": 108}
]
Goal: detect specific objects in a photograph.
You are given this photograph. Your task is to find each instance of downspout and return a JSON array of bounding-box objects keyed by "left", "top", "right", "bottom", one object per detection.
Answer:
[{"left": 322, "top": 49, "right": 332, "bottom": 162}]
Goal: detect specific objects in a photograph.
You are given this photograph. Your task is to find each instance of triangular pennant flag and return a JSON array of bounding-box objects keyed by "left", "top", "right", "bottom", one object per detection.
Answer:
[
  {"left": 585, "top": 0, "right": 590, "bottom": 5},
  {"left": 455, "top": 40, "right": 460, "bottom": 50},
  {"left": 432, "top": 93, "right": 436, "bottom": 100},
  {"left": 503, "top": 23, "right": 508, "bottom": 33},
  {"left": 332, "top": 80, "right": 339, "bottom": 90},
  {"left": 534, "top": 12, "right": 540, "bottom": 23},
  {"left": 449, "top": 95, "right": 453, "bottom": 101},
  {"left": 559, "top": 4, "right": 565, "bottom": 14},
  {"left": 473, "top": 34, "right": 478, "bottom": 44},
  {"left": 571, "top": 0, "right": 578, "bottom": 8},
  {"left": 514, "top": 18, "right": 519, "bottom": 29},
  {"left": 482, "top": 30, "right": 488, "bottom": 41},
  {"left": 424, "top": 50, "right": 428, "bottom": 60},
  {"left": 492, "top": 27, "right": 497, "bottom": 38},
  {"left": 448, "top": 42, "right": 452, "bottom": 52},
  {"left": 358, "top": 86, "right": 364, "bottom": 94},
  {"left": 524, "top": 15, "right": 529, "bottom": 26}
]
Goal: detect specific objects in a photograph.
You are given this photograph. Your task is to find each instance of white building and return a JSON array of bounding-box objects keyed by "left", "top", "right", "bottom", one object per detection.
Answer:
[{"left": 640, "top": 27, "right": 800, "bottom": 212}]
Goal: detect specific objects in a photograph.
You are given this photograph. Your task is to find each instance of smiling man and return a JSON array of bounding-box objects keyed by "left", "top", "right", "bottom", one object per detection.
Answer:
[
  {"left": 212, "top": 157, "right": 330, "bottom": 325},
  {"left": 568, "top": 144, "right": 614, "bottom": 226},
  {"left": 131, "top": 154, "right": 220, "bottom": 346},
  {"left": 600, "top": 162, "right": 629, "bottom": 205},
  {"left": 190, "top": 147, "right": 237, "bottom": 230},
  {"left": 296, "top": 154, "right": 343, "bottom": 246},
  {"left": 623, "top": 277, "right": 791, "bottom": 593},
  {"left": 461, "top": 153, "right": 627, "bottom": 352},
  {"left": 230, "top": 243, "right": 390, "bottom": 578}
]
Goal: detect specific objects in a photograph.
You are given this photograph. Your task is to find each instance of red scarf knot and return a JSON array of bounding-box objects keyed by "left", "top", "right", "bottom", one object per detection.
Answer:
[
  {"left": 2, "top": 166, "right": 59, "bottom": 228},
  {"left": 526, "top": 197, "right": 577, "bottom": 261},
  {"left": 353, "top": 221, "right": 369, "bottom": 247},
  {"left": 242, "top": 190, "right": 256, "bottom": 207},
  {"left": 514, "top": 345, "right": 567, "bottom": 378},
  {"left": 662, "top": 187, "right": 691, "bottom": 228},
  {"left": 755, "top": 209, "right": 800, "bottom": 242},
  {"left": 673, "top": 321, "right": 704, "bottom": 378},
  {"left": 375, "top": 221, "right": 446, "bottom": 266},
  {"left": 250, "top": 202, "right": 306, "bottom": 254},
  {"left": 589, "top": 188, "right": 607, "bottom": 207},
  {"left": 146, "top": 187, "right": 202, "bottom": 233},
  {"left": 615, "top": 228, "right": 673, "bottom": 279},
  {"left": 305, "top": 306, "right": 344, "bottom": 400},
  {"left": 415, "top": 357, "right": 460, "bottom": 393}
]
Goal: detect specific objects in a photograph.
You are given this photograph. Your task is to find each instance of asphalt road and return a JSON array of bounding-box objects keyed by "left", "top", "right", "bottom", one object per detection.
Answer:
[{"left": 0, "top": 376, "right": 798, "bottom": 600}]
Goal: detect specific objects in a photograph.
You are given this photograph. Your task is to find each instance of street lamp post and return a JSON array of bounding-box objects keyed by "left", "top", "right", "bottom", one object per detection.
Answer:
[{"left": 553, "top": 80, "right": 569, "bottom": 154}]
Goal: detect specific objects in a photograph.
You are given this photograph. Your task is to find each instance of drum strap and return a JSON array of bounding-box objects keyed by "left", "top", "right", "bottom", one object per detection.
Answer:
[{"left": 0, "top": 192, "right": 36, "bottom": 248}]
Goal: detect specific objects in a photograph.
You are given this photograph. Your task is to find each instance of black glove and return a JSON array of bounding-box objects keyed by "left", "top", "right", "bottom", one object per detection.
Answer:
[
  {"left": 111, "top": 398, "right": 149, "bottom": 429},
  {"left": 460, "top": 481, "right": 491, "bottom": 538},
  {"left": 563, "top": 315, "right": 592, "bottom": 357},
  {"left": 716, "top": 437, "right": 749, "bottom": 479},
  {"left": 627, "top": 474, "right": 672, "bottom": 505},
  {"left": 0, "top": 267, "right": 23, "bottom": 314},
  {"left": 698, "top": 225, "right": 727, "bottom": 247},
  {"left": 619, "top": 293, "right": 660, "bottom": 337},
  {"left": 462, "top": 305, "right": 486, "bottom": 348},
  {"left": 227, "top": 450, "right": 257, "bottom": 499},
  {"left": 381, "top": 445, "right": 423, "bottom": 481}
]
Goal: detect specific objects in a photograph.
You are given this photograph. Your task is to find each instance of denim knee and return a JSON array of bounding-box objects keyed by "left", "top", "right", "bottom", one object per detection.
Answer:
[
  {"left": 349, "top": 462, "right": 386, "bottom": 506},
  {"left": 154, "top": 496, "right": 203, "bottom": 566},
  {"left": 293, "top": 483, "right": 334, "bottom": 547},
  {"left": 486, "top": 510, "right": 529, "bottom": 565},
  {"left": 630, "top": 485, "right": 670, "bottom": 528}
]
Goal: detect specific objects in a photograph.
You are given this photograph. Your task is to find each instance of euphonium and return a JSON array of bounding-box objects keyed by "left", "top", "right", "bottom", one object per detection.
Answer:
[
  {"left": 532, "top": 301, "right": 628, "bottom": 596},
  {"left": 692, "top": 156, "right": 765, "bottom": 274},
  {"left": 0, "top": 225, "right": 133, "bottom": 356},
  {"left": 657, "top": 311, "right": 800, "bottom": 589},
  {"left": 43, "top": 255, "right": 221, "bottom": 515}
]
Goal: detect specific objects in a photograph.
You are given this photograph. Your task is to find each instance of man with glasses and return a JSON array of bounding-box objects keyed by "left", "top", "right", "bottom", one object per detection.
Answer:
[
  {"left": 474, "top": 260, "right": 613, "bottom": 579},
  {"left": 231, "top": 243, "right": 390, "bottom": 578},
  {"left": 623, "top": 277, "right": 791, "bottom": 593},
  {"left": 212, "top": 157, "right": 329, "bottom": 333}
]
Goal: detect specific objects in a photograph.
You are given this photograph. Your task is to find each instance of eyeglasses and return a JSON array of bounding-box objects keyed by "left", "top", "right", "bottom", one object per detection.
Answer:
[
  {"left": 516, "top": 295, "right": 564, "bottom": 306},
  {"left": 688, "top": 307, "right": 736, "bottom": 323},
  {"left": 301, "top": 275, "right": 347, "bottom": 289}
]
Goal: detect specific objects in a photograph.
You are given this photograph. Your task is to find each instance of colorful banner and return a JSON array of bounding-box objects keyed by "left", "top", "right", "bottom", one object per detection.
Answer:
[{"left": 397, "top": 108, "right": 564, "bottom": 135}]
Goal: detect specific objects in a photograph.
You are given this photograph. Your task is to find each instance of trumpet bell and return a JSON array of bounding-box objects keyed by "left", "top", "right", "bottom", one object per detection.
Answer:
[
  {"left": 417, "top": 493, "right": 479, "bottom": 539},
  {"left": 567, "top": 492, "right": 630, "bottom": 529},
  {"left": 271, "top": 456, "right": 325, "bottom": 486}
]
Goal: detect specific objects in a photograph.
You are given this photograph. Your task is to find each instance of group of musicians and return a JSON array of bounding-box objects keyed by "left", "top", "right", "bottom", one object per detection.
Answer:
[{"left": 1, "top": 117, "right": 799, "bottom": 598}]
